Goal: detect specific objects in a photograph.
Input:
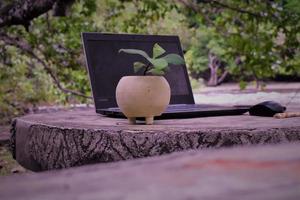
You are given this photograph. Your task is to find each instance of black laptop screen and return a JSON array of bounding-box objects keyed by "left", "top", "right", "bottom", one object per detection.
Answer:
[{"left": 82, "top": 33, "right": 194, "bottom": 110}]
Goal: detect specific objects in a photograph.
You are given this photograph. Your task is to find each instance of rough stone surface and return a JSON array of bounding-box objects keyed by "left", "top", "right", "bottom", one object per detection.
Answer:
[
  {"left": 11, "top": 108, "right": 300, "bottom": 171},
  {"left": 1, "top": 142, "right": 300, "bottom": 200}
]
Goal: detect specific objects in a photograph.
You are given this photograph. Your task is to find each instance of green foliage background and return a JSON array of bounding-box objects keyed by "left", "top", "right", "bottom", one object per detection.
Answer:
[{"left": 0, "top": 0, "right": 299, "bottom": 124}]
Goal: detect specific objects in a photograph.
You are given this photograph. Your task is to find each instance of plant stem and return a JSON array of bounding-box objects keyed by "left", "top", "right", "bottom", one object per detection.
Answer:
[{"left": 143, "top": 63, "right": 151, "bottom": 75}]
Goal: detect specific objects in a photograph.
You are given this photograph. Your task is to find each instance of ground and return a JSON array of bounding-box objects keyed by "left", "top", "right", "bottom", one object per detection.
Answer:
[
  {"left": 0, "top": 82, "right": 299, "bottom": 176},
  {"left": 0, "top": 144, "right": 26, "bottom": 176},
  {"left": 194, "top": 82, "right": 300, "bottom": 107}
]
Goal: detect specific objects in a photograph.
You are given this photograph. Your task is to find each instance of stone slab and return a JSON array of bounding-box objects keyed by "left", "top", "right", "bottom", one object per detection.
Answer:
[
  {"left": 11, "top": 108, "right": 300, "bottom": 171},
  {"left": 1, "top": 142, "right": 300, "bottom": 200}
]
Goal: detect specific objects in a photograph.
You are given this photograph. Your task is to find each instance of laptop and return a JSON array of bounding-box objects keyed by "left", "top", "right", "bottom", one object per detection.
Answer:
[{"left": 82, "top": 32, "right": 250, "bottom": 119}]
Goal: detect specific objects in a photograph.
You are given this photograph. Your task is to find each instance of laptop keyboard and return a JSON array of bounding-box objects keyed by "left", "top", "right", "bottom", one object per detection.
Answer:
[
  {"left": 165, "top": 104, "right": 225, "bottom": 112},
  {"left": 106, "top": 104, "right": 227, "bottom": 112}
]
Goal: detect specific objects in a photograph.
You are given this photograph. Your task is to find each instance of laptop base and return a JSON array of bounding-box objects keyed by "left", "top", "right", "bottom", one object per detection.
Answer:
[{"left": 98, "top": 104, "right": 251, "bottom": 120}]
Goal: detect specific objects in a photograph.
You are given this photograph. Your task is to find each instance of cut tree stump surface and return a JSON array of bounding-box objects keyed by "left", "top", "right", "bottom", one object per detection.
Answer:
[
  {"left": 1, "top": 142, "right": 300, "bottom": 200},
  {"left": 11, "top": 108, "right": 300, "bottom": 171}
]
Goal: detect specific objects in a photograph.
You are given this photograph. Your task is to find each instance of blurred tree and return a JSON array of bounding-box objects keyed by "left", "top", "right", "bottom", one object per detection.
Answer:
[
  {"left": 179, "top": 0, "right": 300, "bottom": 88},
  {"left": 0, "top": 0, "right": 97, "bottom": 123},
  {"left": 184, "top": 26, "right": 230, "bottom": 86}
]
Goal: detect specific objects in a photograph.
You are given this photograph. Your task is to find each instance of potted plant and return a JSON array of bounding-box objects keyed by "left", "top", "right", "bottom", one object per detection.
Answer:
[{"left": 116, "top": 43, "right": 185, "bottom": 125}]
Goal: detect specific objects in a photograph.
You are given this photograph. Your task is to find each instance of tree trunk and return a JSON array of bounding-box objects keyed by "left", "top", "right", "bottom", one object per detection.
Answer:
[
  {"left": 0, "top": 0, "right": 75, "bottom": 29},
  {"left": 250, "top": 66, "right": 261, "bottom": 90},
  {"left": 207, "top": 52, "right": 222, "bottom": 86},
  {"left": 2, "top": 143, "right": 300, "bottom": 200},
  {"left": 10, "top": 108, "right": 300, "bottom": 171}
]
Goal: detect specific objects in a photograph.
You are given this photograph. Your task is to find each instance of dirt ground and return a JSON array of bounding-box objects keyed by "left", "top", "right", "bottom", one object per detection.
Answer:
[
  {"left": 0, "top": 144, "right": 26, "bottom": 176},
  {"left": 194, "top": 82, "right": 300, "bottom": 110}
]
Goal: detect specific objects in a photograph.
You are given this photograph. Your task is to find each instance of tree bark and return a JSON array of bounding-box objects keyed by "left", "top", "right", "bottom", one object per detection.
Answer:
[
  {"left": 10, "top": 108, "right": 300, "bottom": 171},
  {"left": 217, "top": 70, "right": 228, "bottom": 84},
  {"left": 0, "top": 0, "right": 75, "bottom": 29},
  {"left": 207, "top": 52, "right": 226, "bottom": 86},
  {"left": 207, "top": 52, "right": 228, "bottom": 86},
  {"left": 2, "top": 143, "right": 300, "bottom": 200},
  {"left": 0, "top": 143, "right": 300, "bottom": 200}
]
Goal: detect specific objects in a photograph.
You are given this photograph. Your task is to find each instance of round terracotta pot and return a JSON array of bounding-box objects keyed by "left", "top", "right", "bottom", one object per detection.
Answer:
[{"left": 116, "top": 76, "right": 170, "bottom": 125}]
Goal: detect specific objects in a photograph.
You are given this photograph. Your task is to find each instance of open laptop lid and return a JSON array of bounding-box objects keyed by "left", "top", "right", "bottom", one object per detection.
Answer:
[{"left": 82, "top": 32, "right": 195, "bottom": 112}]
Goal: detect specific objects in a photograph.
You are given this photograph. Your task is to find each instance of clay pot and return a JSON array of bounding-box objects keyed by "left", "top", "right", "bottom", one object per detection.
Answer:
[{"left": 116, "top": 76, "right": 170, "bottom": 125}]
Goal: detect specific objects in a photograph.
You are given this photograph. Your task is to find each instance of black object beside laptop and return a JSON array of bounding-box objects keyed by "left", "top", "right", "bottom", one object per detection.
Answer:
[{"left": 82, "top": 32, "right": 251, "bottom": 119}]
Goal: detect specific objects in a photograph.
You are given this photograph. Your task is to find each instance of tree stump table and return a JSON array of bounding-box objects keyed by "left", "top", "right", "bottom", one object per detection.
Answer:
[
  {"left": 1, "top": 142, "right": 300, "bottom": 200},
  {"left": 11, "top": 108, "right": 300, "bottom": 171}
]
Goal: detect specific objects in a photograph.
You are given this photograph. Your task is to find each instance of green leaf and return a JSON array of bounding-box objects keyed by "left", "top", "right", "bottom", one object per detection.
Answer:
[
  {"left": 239, "top": 80, "right": 247, "bottom": 90},
  {"left": 162, "top": 54, "right": 185, "bottom": 65},
  {"left": 148, "top": 68, "right": 165, "bottom": 75},
  {"left": 152, "top": 43, "right": 166, "bottom": 58},
  {"left": 133, "top": 62, "right": 146, "bottom": 73},
  {"left": 119, "top": 49, "right": 150, "bottom": 60},
  {"left": 149, "top": 58, "right": 168, "bottom": 70}
]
